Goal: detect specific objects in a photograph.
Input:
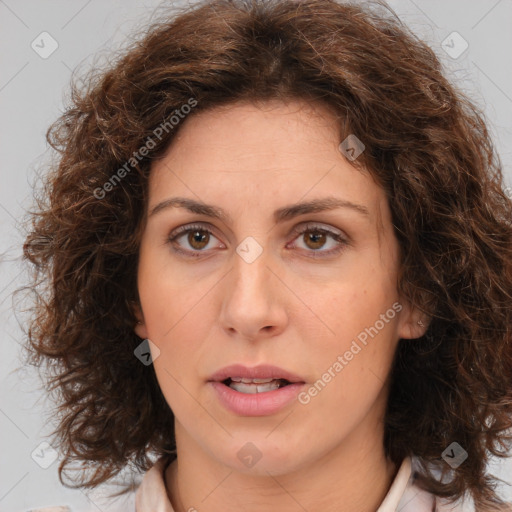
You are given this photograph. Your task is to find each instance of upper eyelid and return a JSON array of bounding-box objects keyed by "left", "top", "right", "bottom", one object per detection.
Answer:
[
  {"left": 289, "top": 221, "right": 344, "bottom": 237},
  {"left": 169, "top": 222, "right": 223, "bottom": 240}
]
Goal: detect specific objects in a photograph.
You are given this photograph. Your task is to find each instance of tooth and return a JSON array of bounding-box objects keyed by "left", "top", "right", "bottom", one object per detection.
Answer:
[
  {"left": 230, "top": 377, "right": 274, "bottom": 384},
  {"left": 256, "top": 382, "right": 280, "bottom": 392},
  {"left": 229, "top": 380, "right": 281, "bottom": 393}
]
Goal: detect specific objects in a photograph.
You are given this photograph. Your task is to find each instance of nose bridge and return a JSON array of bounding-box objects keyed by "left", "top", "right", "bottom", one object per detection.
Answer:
[
  {"left": 220, "top": 238, "right": 286, "bottom": 338},
  {"left": 230, "top": 239, "right": 272, "bottom": 305}
]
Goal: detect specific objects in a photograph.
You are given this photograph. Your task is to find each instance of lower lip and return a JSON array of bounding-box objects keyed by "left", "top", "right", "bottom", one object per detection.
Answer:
[{"left": 209, "top": 381, "right": 305, "bottom": 416}]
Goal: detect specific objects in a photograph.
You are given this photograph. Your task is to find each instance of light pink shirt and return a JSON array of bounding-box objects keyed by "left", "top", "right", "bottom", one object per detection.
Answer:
[{"left": 134, "top": 456, "right": 467, "bottom": 511}]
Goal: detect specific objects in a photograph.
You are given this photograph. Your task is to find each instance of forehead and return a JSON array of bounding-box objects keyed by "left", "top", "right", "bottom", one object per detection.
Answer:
[
  {"left": 164, "top": 98, "right": 344, "bottom": 162},
  {"left": 148, "top": 99, "right": 388, "bottom": 236}
]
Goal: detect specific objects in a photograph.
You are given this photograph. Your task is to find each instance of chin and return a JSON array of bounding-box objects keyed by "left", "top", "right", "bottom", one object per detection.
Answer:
[{"left": 212, "top": 434, "right": 310, "bottom": 476}]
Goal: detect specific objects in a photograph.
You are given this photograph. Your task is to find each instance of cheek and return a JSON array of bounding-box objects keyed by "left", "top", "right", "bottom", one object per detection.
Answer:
[
  {"left": 304, "top": 263, "right": 400, "bottom": 391},
  {"left": 145, "top": 292, "right": 212, "bottom": 415},
  {"left": 316, "top": 266, "right": 396, "bottom": 339},
  {"left": 137, "top": 254, "right": 215, "bottom": 414},
  {"left": 300, "top": 295, "right": 399, "bottom": 438},
  {"left": 137, "top": 244, "right": 212, "bottom": 342}
]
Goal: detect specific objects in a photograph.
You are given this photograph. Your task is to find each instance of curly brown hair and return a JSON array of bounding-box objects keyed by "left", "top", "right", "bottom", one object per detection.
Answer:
[{"left": 22, "top": 0, "right": 512, "bottom": 509}]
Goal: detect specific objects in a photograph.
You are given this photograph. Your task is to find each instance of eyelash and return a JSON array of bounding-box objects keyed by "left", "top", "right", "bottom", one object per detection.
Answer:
[{"left": 167, "top": 222, "right": 349, "bottom": 259}]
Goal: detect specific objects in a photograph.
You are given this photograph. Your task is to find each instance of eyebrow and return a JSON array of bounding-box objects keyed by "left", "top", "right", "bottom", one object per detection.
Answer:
[{"left": 148, "top": 196, "right": 370, "bottom": 224}]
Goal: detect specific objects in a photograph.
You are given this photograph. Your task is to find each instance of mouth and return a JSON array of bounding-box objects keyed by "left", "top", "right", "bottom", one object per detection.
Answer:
[
  {"left": 208, "top": 364, "right": 306, "bottom": 416},
  {"left": 209, "top": 364, "right": 305, "bottom": 390}
]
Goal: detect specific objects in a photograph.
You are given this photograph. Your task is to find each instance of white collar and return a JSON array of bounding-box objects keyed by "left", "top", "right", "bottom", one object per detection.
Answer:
[{"left": 134, "top": 455, "right": 445, "bottom": 512}]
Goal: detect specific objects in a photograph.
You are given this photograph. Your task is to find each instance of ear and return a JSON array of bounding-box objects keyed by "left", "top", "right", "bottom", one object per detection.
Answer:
[
  {"left": 132, "top": 302, "right": 149, "bottom": 339},
  {"left": 397, "top": 296, "right": 431, "bottom": 340}
]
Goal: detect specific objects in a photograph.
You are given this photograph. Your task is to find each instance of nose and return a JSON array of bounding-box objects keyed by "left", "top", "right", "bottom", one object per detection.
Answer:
[{"left": 219, "top": 246, "right": 288, "bottom": 341}]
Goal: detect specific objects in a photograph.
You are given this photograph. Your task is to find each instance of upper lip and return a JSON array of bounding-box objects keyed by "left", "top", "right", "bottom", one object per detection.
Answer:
[{"left": 208, "top": 364, "right": 305, "bottom": 383}]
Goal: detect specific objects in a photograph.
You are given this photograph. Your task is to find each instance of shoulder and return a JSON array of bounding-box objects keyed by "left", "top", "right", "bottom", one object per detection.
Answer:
[
  {"left": 397, "top": 458, "right": 472, "bottom": 512},
  {"left": 24, "top": 483, "right": 138, "bottom": 512},
  {"left": 398, "top": 484, "right": 470, "bottom": 512}
]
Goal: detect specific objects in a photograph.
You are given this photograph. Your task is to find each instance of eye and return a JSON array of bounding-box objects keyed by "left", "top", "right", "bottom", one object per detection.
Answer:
[
  {"left": 167, "top": 223, "right": 224, "bottom": 257},
  {"left": 167, "top": 222, "right": 349, "bottom": 258},
  {"left": 287, "top": 223, "right": 349, "bottom": 258}
]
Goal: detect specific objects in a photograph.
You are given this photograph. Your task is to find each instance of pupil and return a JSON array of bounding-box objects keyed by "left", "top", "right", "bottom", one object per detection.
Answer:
[
  {"left": 306, "top": 231, "right": 326, "bottom": 249},
  {"left": 189, "top": 230, "right": 209, "bottom": 249}
]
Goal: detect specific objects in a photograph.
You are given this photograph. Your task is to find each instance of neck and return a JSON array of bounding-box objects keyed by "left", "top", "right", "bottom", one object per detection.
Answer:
[{"left": 165, "top": 411, "right": 399, "bottom": 512}]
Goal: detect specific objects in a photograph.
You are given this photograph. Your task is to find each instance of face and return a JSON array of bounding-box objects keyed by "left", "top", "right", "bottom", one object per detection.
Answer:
[{"left": 134, "top": 99, "right": 426, "bottom": 475}]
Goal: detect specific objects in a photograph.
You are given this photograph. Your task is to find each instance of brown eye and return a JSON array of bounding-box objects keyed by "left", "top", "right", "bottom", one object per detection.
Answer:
[
  {"left": 303, "top": 230, "right": 327, "bottom": 250},
  {"left": 168, "top": 222, "right": 348, "bottom": 259},
  {"left": 167, "top": 223, "right": 223, "bottom": 257},
  {"left": 187, "top": 229, "right": 210, "bottom": 250},
  {"left": 288, "top": 223, "right": 348, "bottom": 258}
]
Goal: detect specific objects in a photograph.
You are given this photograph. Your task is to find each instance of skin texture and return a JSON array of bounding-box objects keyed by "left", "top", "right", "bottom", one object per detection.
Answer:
[{"left": 134, "top": 99, "right": 428, "bottom": 512}]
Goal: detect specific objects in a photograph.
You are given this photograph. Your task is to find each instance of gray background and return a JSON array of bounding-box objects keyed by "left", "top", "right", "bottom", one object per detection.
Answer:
[{"left": 1, "top": 1, "right": 511, "bottom": 511}]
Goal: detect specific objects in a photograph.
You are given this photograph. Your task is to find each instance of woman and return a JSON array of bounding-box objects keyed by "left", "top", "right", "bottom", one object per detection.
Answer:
[{"left": 23, "top": 0, "right": 512, "bottom": 510}]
